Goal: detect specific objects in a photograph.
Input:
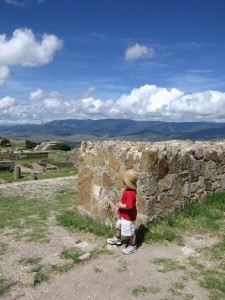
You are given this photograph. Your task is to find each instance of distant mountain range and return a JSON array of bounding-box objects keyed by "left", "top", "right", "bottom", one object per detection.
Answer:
[{"left": 1, "top": 119, "right": 225, "bottom": 146}]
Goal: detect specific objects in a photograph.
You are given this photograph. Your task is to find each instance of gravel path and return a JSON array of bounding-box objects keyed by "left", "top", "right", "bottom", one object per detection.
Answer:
[{"left": 0, "top": 177, "right": 219, "bottom": 299}]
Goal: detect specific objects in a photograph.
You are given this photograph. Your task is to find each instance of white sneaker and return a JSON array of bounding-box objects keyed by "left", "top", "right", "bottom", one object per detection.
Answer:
[
  {"left": 106, "top": 236, "right": 122, "bottom": 245},
  {"left": 123, "top": 244, "right": 137, "bottom": 255}
]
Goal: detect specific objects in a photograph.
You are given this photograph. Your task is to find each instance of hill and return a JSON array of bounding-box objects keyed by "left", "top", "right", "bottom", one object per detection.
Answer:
[{"left": 0, "top": 119, "right": 225, "bottom": 145}]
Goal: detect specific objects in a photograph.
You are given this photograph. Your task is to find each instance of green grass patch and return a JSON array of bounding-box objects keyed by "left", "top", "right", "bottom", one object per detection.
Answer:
[
  {"left": 0, "top": 243, "right": 8, "bottom": 256},
  {"left": 57, "top": 210, "right": 114, "bottom": 237},
  {"left": 19, "top": 257, "right": 42, "bottom": 265},
  {"left": 132, "top": 285, "right": 160, "bottom": 297},
  {"left": 0, "top": 191, "right": 76, "bottom": 242},
  {"left": 189, "top": 256, "right": 225, "bottom": 299},
  {"left": 152, "top": 258, "right": 186, "bottom": 273},
  {"left": 144, "top": 191, "right": 225, "bottom": 244},
  {"left": 0, "top": 278, "right": 8, "bottom": 296},
  {"left": 60, "top": 249, "right": 85, "bottom": 264}
]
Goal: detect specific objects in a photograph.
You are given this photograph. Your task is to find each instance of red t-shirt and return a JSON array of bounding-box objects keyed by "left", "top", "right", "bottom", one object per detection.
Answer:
[{"left": 117, "top": 188, "right": 137, "bottom": 221}]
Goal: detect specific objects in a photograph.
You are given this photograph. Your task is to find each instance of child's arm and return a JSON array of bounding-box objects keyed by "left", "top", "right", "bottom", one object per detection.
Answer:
[{"left": 118, "top": 201, "right": 129, "bottom": 210}]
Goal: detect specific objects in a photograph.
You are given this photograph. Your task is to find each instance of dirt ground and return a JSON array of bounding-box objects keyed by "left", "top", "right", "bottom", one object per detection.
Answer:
[{"left": 0, "top": 177, "right": 219, "bottom": 299}]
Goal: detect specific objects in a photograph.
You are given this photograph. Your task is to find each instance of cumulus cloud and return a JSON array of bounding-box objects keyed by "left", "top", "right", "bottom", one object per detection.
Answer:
[
  {"left": 125, "top": 43, "right": 155, "bottom": 61},
  {"left": 0, "top": 96, "right": 15, "bottom": 109},
  {"left": 1, "top": 85, "right": 225, "bottom": 124},
  {"left": 29, "top": 89, "right": 45, "bottom": 101},
  {"left": 0, "top": 28, "right": 63, "bottom": 67},
  {"left": 0, "top": 66, "right": 10, "bottom": 87}
]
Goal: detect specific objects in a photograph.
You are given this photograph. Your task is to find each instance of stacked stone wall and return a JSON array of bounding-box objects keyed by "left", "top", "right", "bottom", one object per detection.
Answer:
[{"left": 77, "top": 140, "right": 225, "bottom": 226}]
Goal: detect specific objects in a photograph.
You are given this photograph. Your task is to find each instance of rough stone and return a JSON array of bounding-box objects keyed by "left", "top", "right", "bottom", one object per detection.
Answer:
[
  {"left": 79, "top": 252, "right": 90, "bottom": 261},
  {"left": 20, "top": 272, "right": 37, "bottom": 286},
  {"left": 159, "top": 159, "right": 169, "bottom": 177},
  {"left": 141, "top": 151, "right": 158, "bottom": 172},
  {"left": 159, "top": 175, "right": 174, "bottom": 191},
  {"left": 160, "top": 196, "right": 173, "bottom": 208}
]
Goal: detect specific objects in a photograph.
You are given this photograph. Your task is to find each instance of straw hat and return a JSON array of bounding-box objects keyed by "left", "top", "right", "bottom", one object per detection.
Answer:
[{"left": 121, "top": 169, "right": 138, "bottom": 190}]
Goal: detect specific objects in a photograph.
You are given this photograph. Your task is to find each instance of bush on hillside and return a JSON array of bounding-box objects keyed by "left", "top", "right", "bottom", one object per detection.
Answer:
[{"left": 51, "top": 143, "right": 71, "bottom": 151}]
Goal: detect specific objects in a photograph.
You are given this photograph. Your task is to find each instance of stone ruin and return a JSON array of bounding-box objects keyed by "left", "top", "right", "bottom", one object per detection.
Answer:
[{"left": 77, "top": 140, "right": 225, "bottom": 226}]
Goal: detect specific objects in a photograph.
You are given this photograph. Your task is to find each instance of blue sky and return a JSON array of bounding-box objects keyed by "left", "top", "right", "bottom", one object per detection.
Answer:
[{"left": 0, "top": 0, "right": 225, "bottom": 124}]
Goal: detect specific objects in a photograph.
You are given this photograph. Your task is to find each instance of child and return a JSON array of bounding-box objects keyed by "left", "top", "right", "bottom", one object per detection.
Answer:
[{"left": 107, "top": 169, "right": 138, "bottom": 255}]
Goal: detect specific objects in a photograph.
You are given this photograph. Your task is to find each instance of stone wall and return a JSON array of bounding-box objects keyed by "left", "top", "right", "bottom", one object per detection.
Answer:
[{"left": 77, "top": 140, "right": 225, "bottom": 226}]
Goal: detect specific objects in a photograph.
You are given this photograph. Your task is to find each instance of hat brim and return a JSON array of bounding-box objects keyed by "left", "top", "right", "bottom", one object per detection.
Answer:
[{"left": 121, "top": 171, "right": 137, "bottom": 190}]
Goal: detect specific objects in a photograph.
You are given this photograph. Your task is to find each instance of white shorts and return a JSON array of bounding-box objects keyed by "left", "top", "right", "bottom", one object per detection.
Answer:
[{"left": 116, "top": 216, "right": 136, "bottom": 237}]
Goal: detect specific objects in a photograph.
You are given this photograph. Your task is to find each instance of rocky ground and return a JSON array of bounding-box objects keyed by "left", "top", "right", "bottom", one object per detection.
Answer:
[{"left": 0, "top": 177, "right": 221, "bottom": 300}]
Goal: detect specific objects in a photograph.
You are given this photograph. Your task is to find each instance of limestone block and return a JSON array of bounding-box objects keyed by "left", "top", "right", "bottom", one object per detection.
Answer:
[
  {"left": 103, "top": 173, "right": 113, "bottom": 188},
  {"left": 183, "top": 181, "right": 189, "bottom": 197},
  {"left": 114, "top": 174, "right": 124, "bottom": 189},
  {"left": 96, "top": 151, "right": 105, "bottom": 166},
  {"left": 203, "top": 168, "right": 211, "bottom": 180},
  {"left": 159, "top": 175, "right": 174, "bottom": 191},
  {"left": 160, "top": 196, "right": 173, "bottom": 208},
  {"left": 93, "top": 176, "right": 103, "bottom": 186},
  {"left": 203, "top": 149, "right": 211, "bottom": 161},
  {"left": 137, "top": 196, "right": 148, "bottom": 214},
  {"left": 194, "top": 148, "right": 203, "bottom": 159},
  {"left": 139, "top": 175, "right": 158, "bottom": 195},
  {"left": 173, "top": 183, "right": 181, "bottom": 199},
  {"left": 205, "top": 180, "right": 212, "bottom": 191},
  {"left": 198, "top": 176, "right": 204, "bottom": 188},
  {"left": 108, "top": 151, "right": 120, "bottom": 176},
  {"left": 210, "top": 169, "right": 217, "bottom": 181},
  {"left": 77, "top": 168, "right": 93, "bottom": 209},
  {"left": 127, "top": 154, "right": 134, "bottom": 169},
  {"left": 85, "top": 152, "right": 96, "bottom": 166},
  {"left": 206, "top": 161, "right": 217, "bottom": 170},
  {"left": 141, "top": 151, "right": 158, "bottom": 172},
  {"left": 159, "top": 159, "right": 169, "bottom": 177},
  {"left": 190, "top": 182, "right": 198, "bottom": 193}
]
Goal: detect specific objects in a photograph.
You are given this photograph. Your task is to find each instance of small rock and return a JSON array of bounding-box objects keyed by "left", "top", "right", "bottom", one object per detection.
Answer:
[
  {"left": 6, "top": 290, "right": 25, "bottom": 300},
  {"left": 2, "top": 281, "right": 18, "bottom": 288},
  {"left": 19, "top": 272, "right": 37, "bottom": 286},
  {"left": 41, "top": 265, "right": 52, "bottom": 275},
  {"left": 78, "top": 253, "right": 90, "bottom": 261}
]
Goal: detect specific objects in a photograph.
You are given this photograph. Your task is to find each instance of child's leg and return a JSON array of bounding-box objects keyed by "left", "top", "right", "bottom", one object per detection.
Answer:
[
  {"left": 116, "top": 228, "right": 121, "bottom": 238},
  {"left": 130, "top": 233, "right": 136, "bottom": 246}
]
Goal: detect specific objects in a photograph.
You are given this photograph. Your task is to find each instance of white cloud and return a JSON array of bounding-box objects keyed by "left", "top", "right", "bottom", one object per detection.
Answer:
[
  {"left": 43, "top": 98, "right": 61, "bottom": 109},
  {"left": 0, "top": 28, "right": 63, "bottom": 67},
  {"left": 0, "top": 96, "right": 15, "bottom": 109},
  {"left": 0, "top": 66, "right": 10, "bottom": 87},
  {"left": 125, "top": 43, "right": 155, "bottom": 61},
  {"left": 1, "top": 85, "right": 225, "bottom": 124},
  {"left": 29, "top": 88, "right": 45, "bottom": 101},
  {"left": 5, "top": 0, "right": 24, "bottom": 6}
]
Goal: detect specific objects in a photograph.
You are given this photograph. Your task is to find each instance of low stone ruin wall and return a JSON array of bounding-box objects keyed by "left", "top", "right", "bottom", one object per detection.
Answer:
[{"left": 77, "top": 140, "right": 225, "bottom": 226}]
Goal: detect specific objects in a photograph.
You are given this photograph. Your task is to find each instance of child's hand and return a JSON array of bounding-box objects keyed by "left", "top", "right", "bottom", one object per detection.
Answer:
[{"left": 117, "top": 201, "right": 122, "bottom": 208}]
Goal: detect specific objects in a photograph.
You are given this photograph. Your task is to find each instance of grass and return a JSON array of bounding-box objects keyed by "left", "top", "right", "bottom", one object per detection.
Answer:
[
  {"left": 0, "top": 243, "right": 8, "bottom": 256},
  {"left": 132, "top": 285, "right": 160, "bottom": 297},
  {"left": 144, "top": 191, "right": 225, "bottom": 244},
  {"left": 57, "top": 210, "right": 114, "bottom": 237},
  {"left": 0, "top": 190, "right": 76, "bottom": 242},
  {"left": 116, "top": 258, "right": 127, "bottom": 272},
  {"left": 0, "top": 278, "right": 8, "bottom": 296},
  {"left": 152, "top": 258, "right": 186, "bottom": 273}
]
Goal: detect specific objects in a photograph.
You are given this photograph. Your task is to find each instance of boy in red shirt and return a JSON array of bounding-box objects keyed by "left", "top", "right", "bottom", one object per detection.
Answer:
[{"left": 107, "top": 169, "right": 138, "bottom": 255}]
